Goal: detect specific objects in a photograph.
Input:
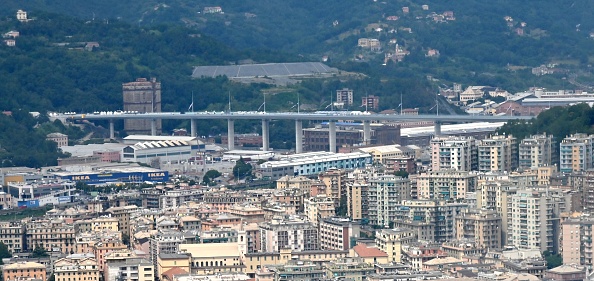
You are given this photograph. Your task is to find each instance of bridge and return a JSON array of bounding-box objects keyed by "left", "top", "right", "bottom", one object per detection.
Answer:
[{"left": 62, "top": 111, "right": 533, "bottom": 153}]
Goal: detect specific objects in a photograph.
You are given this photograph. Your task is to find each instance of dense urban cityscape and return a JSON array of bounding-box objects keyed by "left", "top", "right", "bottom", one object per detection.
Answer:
[{"left": 3, "top": 2, "right": 594, "bottom": 281}]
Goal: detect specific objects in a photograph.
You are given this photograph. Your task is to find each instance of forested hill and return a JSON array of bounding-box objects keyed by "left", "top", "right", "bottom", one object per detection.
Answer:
[
  {"left": 0, "top": 12, "right": 299, "bottom": 112},
  {"left": 4, "top": 1, "right": 594, "bottom": 93}
]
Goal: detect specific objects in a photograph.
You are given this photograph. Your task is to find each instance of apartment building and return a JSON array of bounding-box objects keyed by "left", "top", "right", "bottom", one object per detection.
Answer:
[
  {"left": 519, "top": 134, "right": 554, "bottom": 169},
  {"left": 430, "top": 136, "right": 477, "bottom": 171},
  {"left": 560, "top": 213, "right": 594, "bottom": 266},
  {"left": 318, "top": 168, "right": 347, "bottom": 206},
  {"left": 325, "top": 257, "right": 374, "bottom": 281},
  {"left": 477, "top": 134, "right": 517, "bottom": 173},
  {"left": 178, "top": 243, "right": 245, "bottom": 275},
  {"left": 507, "top": 189, "right": 560, "bottom": 252},
  {"left": 149, "top": 230, "right": 185, "bottom": 269},
  {"left": 367, "top": 175, "right": 412, "bottom": 227},
  {"left": 105, "top": 258, "right": 154, "bottom": 281},
  {"left": 75, "top": 217, "right": 119, "bottom": 233},
  {"left": 267, "top": 259, "right": 325, "bottom": 280},
  {"left": 259, "top": 215, "right": 319, "bottom": 252},
  {"left": 304, "top": 195, "right": 336, "bottom": 226},
  {"left": 394, "top": 200, "right": 468, "bottom": 242},
  {"left": 346, "top": 181, "right": 368, "bottom": 220},
  {"left": 26, "top": 219, "right": 76, "bottom": 254},
  {"left": 560, "top": 133, "right": 594, "bottom": 173},
  {"left": 2, "top": 262, "right": 46, "bottom": 281},
  {"left": 54, "top": 257, "right": 100, "bottom": 281},
  {"left": 336, "top": 88, "right": 354, "bottom": 106},
  {"left": 375, "top": 228, "right": 417, "bottom": 263},
  {"left": 106, "top": 205, "right": 138, "bottom": 237},
  {"left": 0, "top": 221, "right": 25, "bottom": 253},
  {"left": 319, "top": 217, "right": 360, "bottom": 251},
  {"left": 416, "top": 170, "right": 477, "bottom": 200},
  {"left": 455, "top": 209, "right": 502, "bottom": 249},
  {"left": 276, "top": 175, "right": 313, "bottom": 195}
]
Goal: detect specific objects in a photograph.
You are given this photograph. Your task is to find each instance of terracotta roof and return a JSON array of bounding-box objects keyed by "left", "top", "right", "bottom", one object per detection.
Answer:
[
  {"left": 162, "top": 267, "right": 188, "bottom": 280},
  {"left": 352, "top": 244, "right": 388, "bottom": 258}
]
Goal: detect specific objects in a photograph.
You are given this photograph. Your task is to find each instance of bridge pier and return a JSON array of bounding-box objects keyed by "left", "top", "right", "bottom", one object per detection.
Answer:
[
  {"left": 262, "top": 119, "right": 270, "bottom": 151},
  {"left": 363, "top": 121, "right": 371, "bottom": 146},
  {"left": 190, "top": 119, "right": 197, "bottom": 138},
  {"left": 434, "top": 122, "right": 442, "bottom": 136},
  {"left": 329, "top": 121, "right": 336, "bottom": 153},
  {"left": 109, "top": 120, "right": 115, "bottom": 140},
  {"left": 227, "top": 119, "right": 235, "bottom": 150},
  {"left": 295, "top": 120, "right": 303, "bottom": 154},
  {"left": 151, "top": 119, "right": 157, "bottom": 136}
]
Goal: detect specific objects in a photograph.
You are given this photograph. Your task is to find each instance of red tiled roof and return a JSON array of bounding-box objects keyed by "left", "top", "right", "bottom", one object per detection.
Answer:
[
  {"left": 162, "top": 267, "right": 188, "bottom": 281},
  {"left": 353, "top": 244, "right": 388, "bottom": 258}
]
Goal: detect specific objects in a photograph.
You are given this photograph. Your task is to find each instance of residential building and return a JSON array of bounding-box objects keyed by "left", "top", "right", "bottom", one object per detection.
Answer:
[
  {"left": 350, "top": 244, "right": 389, "bottom": 265},
  {"left": 560, "top": 133, "right": 594, "bottom": 173},
  {"left": 149, "top": 230, "right": 185, "bottom": 270},
  {"left": 361, "top": 95, "right": 380, "bottom": 111},
  {"left": 304, "top": 195, "right": 335, "bottom": 226},
  {"left": 507, "top": 189, "right": 560, "bottom": 252},
  {"left": 259, "top": 215, "right": 319, "bottom": 252},
  {"left": 16, "top": 10, "right": 28, "bottom": 22},
  {"left": 401, "top": 243, "right": 447, "bottom": 270},
  {"left": 417, "top": 170, "right": 477, "bottom": 200},
  {"left": 0, "top": 221, "right": 25, "bottom": 253},
  {"left": 367, "top": 175, "right": 411, "bottom": 227},
  {"left": 455, "top": 209, "right": 502, "bottom": 249},
  {"left": 337, "top": 88, "right": 354, "bottom": 106},
  {"left": 2, "top": 262, "right": 46, "bottom": 281},
  {"left": 106, "top": 205, "right": 138, "bottom": 237},
  {"left": 319, "top": 217, "right": 360, "bottom": 251},
  {"left": 375, "top": 228, "right": 416, "bottom": 263},
  {"left": 477, "top": 135, "right": 517, "bottom": 173},
  {"left": 325, "top": 257, "right": 374, "bottom": 281},
  {"left": 519, "top": 134, "right": 554, "bottom": 169},
  {"left": 46, "top": 133, "right": 68, "bottom": 147},
  {"left": 54, "top": 257, "right": 100, "bottom": 281},
  {"left": 123, "top": 78, "right": 162, "bottom": 135},
  {"left": 0, "top": 191, "right": 12, "bottom": 210},
  {"left": 75, "top": 217, "right": 119, "bottom": 233},
  {"left": 545, "top": 265, "right": 586, "bottom": 281},
  {"left": 393, "top": 200, "right": 468, "bottom": 242},
  {"left": 178, "top": 243, "right": 245, "bottom": 275},
  {"left": 318, "top": 168, "right": 346, "bottom": 206},
  {"left": 267, "top": 259, "right": 325, "bottom": 280},
  {"left": 560, "top": 213, "right": 594, "bottom": 266},
  {"left": 105, "top": 258, "right": 154, "bottom": 281},
  {"left": 26, "top": 219, "right": 76, "bottom": 254},
  {"left": 430, "top": 136, "right": 477, "bottom": 171},
  {"left": 156, "top": 253, "right": 191, "bottom": 280},
  {"left": 346, "top": 181, "right": 368, "bottom": 220}
]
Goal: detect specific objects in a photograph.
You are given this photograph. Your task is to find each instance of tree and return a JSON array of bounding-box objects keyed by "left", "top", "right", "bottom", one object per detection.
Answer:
[
  {"left": 0, "top": 241, "right": 11, "bottom": 265},
  {"left": 543, "top": 251, "right": 562, "bottom": 269},
  {"left": 31, "top": 244, "right": 49, "bottom": 258},
  {"left": 394, "top": 170, "right": 409, "bottom": 178},
  {"left": 233, "top": 157, "right": 252, "bottom": 180},
  {"left": 203, "top": 170, "right": 222, "bottom": 186}
]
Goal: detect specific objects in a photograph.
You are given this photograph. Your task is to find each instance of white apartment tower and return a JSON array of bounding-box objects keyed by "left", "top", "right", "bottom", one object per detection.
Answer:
[
  {"left": 430, "top": 136, "right": 477, "bottom": 171},
  {"left": 507, "top": 189, "right": 559, "bottom": 253}
]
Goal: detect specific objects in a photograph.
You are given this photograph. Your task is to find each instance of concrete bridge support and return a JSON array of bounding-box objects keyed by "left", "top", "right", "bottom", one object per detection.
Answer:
[
  {"left": 329, "top": 121, "right": 336, "bottom": 153},
  {"left": 262, "top": 119, "right": 270, "bottom": 151},
  {"left": 227, "top": 119, "right": 235, "bottom": 150},
  {"left": 295, "top": 120, "right": 303, "bottom": 154}
]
